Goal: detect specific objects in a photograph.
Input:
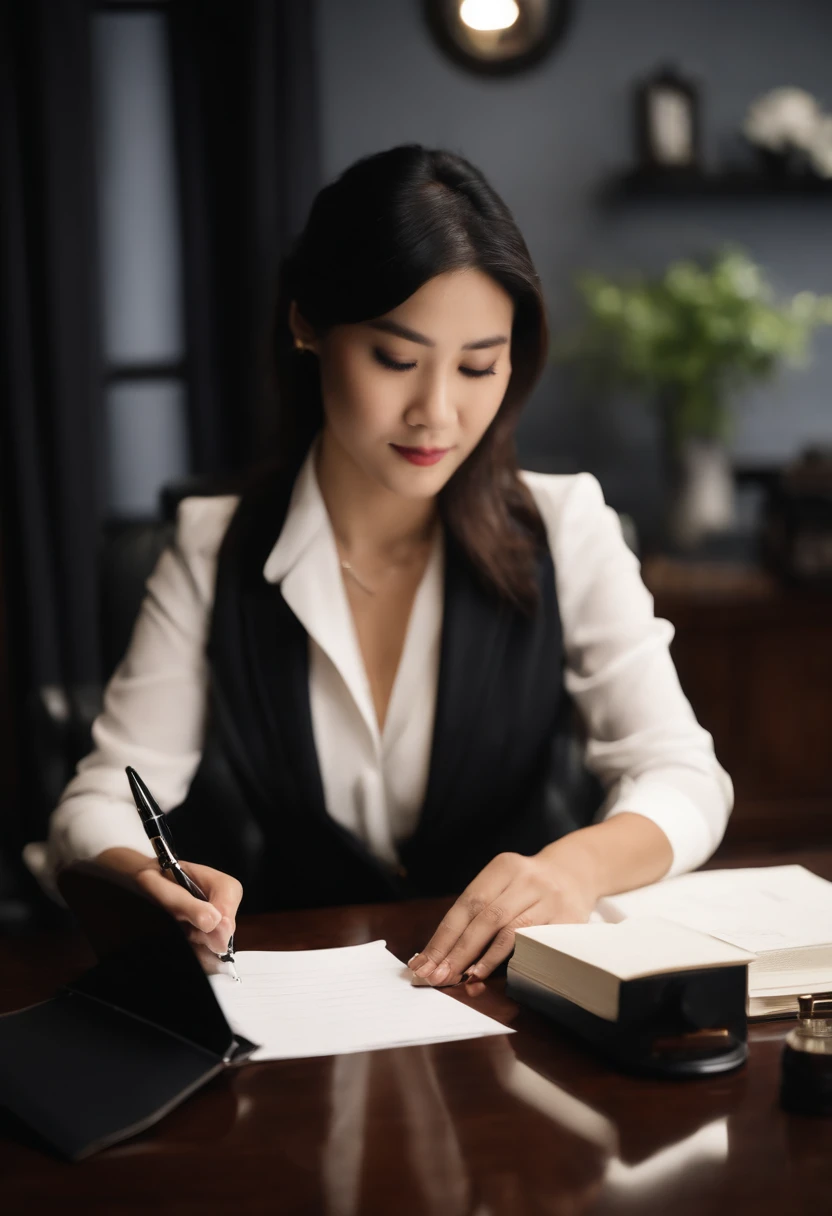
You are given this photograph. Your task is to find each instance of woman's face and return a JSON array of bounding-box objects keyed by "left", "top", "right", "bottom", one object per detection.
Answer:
[{"left": 293, "top": 268, "right": 514, "bottom": 499}]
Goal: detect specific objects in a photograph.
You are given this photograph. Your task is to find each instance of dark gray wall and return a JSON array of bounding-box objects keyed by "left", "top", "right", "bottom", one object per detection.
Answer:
[{"left": 317, "top": 0, "right": 832, "bottom": 528}]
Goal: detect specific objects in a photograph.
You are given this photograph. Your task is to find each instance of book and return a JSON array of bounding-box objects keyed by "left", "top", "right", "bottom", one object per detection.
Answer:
[
  {"left": 509, "top": 918, "right": 756, "bottom": 1023},
  {"left": 594, "top": 865, "right": 832, "bottom": 1019},
  {"left": 507, "top": 918, "right": 754, "bottom": 1076}
]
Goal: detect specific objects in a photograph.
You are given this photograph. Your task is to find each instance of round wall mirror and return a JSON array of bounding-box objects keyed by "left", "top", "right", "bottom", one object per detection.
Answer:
[{"left": 424, "top": 0, "right": 572, "bottom": 77}]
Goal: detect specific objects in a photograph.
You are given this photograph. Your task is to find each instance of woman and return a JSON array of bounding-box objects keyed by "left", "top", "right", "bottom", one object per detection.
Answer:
[{"left": 26, "top": 144, "right": 732, "bottom": 988}]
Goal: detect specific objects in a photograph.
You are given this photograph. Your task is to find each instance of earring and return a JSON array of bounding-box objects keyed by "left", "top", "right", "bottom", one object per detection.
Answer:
[{"left": 294, "top": 338, "right": 313, "bottom": 353}]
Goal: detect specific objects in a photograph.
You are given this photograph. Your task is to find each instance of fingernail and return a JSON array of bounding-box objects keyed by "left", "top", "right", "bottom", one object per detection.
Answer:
[
  {"left": 415, "top": 958, "right": 436, "bottom": 978},
  {"left": 431, "top": 962, "right": 451, "bottom": 985},
  {"left": 407, "top": 953, "right": 421, "bottom": 968},
  {"left": 465, "top": 966, "right": 480, "bottom": 981}
]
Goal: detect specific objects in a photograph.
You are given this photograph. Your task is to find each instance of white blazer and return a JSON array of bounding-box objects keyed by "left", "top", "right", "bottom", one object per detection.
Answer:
[{"left": 24, "top": 439, "right": 733, "bottom": 893}]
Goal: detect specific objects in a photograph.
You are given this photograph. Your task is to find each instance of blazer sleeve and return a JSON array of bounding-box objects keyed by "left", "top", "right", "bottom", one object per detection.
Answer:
[
  {"left": 22, "top": 495, "right": 240, "bottom": 897},
  {"left": 521, "top": 469, "right": 734, "bottom": 878}
]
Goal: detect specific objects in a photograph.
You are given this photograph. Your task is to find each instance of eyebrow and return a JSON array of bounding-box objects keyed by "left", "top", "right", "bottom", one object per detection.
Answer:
[{"left": 366, "top": 318, "right": 509, "bottom": 351}]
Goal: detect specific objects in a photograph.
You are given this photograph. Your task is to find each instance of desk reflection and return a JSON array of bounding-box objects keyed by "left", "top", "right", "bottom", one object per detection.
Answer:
[
  {"left": 504, "top": 1029, "right": 745, "bottom": 1215},
  {"left": 320, "top": 1035, "right": 613, "bottom": 1216},
  {"left": 324, "top": 1048, "right": 470, "bottom": 1216}
]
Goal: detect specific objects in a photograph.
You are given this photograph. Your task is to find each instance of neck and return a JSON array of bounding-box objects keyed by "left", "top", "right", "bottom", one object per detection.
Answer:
[{"left": 314, "top": 427, "right": 438, "bottom": 561}]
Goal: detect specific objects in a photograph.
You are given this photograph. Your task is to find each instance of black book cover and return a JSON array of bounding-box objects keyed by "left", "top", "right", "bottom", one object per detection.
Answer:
[
  {"left": 0, "top": 863, "right": 258, "bottom": 1160},
  {"left": 507, "top": 962, "right": 749, "bottom": 1078}
]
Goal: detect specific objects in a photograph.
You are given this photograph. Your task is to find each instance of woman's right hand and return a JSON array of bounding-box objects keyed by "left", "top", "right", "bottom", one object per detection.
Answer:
[{"left": 93, "top": 847, "right": 243, "bottom": 956}]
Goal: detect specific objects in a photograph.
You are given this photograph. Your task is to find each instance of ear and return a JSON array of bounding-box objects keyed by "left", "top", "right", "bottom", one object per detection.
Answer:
[{"left": 288, "top": 300, "right": 319, "bottom": 353}]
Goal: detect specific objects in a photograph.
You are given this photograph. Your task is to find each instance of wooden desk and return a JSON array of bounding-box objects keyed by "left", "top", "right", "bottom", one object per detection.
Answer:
[{"left": 2, "top": 850, "right": 832, "bottom": 1215}]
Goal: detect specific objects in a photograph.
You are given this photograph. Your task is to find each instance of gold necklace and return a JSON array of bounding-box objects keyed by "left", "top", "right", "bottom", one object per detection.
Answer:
[
  {"left": 339, "top": 557, "right": 377, "bottom": 596},
  {"left": 336, "top": 534, "right": 434, "bottom": 597}
]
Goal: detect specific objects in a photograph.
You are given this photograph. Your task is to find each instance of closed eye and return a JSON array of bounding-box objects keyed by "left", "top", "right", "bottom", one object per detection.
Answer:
[{"left": 372, "top": 348, "right": 497, "bottom": 377}]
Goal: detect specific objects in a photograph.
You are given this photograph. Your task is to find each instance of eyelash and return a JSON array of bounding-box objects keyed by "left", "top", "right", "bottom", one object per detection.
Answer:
[{"left": 372, "top": 348, "right": 498, "bottom": 378}]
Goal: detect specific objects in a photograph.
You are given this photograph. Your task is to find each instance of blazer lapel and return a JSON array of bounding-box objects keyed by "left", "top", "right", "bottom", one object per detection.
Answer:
[
  {"left": 201, "top": 457, "right": 330, "bottom": 836},
  {"left": 243, "top": 572, "right": 329, "bottom": 824},
  {"left": 413, "top": 526, "right": 513, "bottom": 841},
  {"left": 229, "top": 465, "right": 402, "bottom": 891}
]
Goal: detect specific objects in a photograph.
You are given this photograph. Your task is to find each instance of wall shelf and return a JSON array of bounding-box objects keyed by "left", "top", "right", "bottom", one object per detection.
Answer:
[{"left": 603, "top": 168, "right": 832, "bottom": 203}]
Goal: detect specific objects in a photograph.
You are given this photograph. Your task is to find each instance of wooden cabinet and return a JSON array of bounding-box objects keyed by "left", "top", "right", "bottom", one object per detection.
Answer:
[{"left": 642, "top": 557, "right": 832, "bottom": 848}]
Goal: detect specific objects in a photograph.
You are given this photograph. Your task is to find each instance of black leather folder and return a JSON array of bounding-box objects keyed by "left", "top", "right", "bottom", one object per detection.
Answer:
[{"left": 0, "top": 863, "right": 258, "bottom": 1161}]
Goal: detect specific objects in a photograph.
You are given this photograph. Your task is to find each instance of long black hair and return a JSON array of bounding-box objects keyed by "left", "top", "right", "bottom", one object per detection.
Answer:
[{"left": 270, "top": 144, "right": 550, "bottom": 615}]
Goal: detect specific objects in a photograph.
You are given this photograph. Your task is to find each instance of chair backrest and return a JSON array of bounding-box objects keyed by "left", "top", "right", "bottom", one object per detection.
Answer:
[{"left": 29, "top": 483, "right": 228, "bottom": 836}]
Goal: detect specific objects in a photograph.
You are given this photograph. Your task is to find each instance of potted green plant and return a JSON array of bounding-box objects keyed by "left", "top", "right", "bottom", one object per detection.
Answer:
[{"left": 557, "top": 248, "right": 832, "bottom": 548}]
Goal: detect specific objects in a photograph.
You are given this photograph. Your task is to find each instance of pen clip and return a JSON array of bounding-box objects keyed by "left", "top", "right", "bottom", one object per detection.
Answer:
[
  {"left": 150, "top": 832, "right": 178, "bottom": 872},
  {"left": 150, "top": 834, "right": 206, "bottom": 901}
]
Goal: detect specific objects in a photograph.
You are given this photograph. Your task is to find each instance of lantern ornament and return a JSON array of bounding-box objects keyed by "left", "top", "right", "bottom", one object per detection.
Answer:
[{"left": 635, "top": 64, "right": 702, "bottom": 175}]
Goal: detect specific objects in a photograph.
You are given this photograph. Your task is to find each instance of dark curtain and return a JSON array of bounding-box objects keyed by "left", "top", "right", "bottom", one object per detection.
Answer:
[
  {"left": 169, "top": 0, "right": 321, "bottom": 477},
  {"left": 0, "top": 0, "right": 322, "bottom": 912},
  {"left": 0, "top": 0, "right": 104, "bottom": 865}
]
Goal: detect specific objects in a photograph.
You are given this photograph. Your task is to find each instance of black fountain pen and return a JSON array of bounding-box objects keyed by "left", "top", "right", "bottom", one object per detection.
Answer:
[{"left": 125, "top": 766, "right": 240, "bottom": 982}]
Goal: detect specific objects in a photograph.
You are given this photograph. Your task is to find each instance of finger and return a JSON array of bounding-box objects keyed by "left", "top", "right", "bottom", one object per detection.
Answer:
[
  {"left": 136, "top": 866, "right": 223, "bottom": 935},
  {"left": 204, "top": 915, "right": 236, "bottom": 956},
  {"left": 178, "top": 863, "right": 243, "bottom": 953},
  {"left": 465, "top": 904, "right": 546, "bottom": 980},
  {"left": 184, "top": 926, "right": 229, "bottom": 965},
  {"left": 409, "top": 858, "right": 516, "bottom": 981},
  {"left": 180, "top": 862, "right": 243, "bottom": 922},
  {"left": 431, "top": 886, "right": 539, "bottom": 985}
]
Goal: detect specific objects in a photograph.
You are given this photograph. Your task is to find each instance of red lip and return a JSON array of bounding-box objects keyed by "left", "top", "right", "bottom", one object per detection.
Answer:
[{"left": 391, "top": 444, "right": 452, "bottom": 467}]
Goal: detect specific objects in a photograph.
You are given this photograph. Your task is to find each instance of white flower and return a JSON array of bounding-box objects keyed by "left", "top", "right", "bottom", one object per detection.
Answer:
[
  {"left": 808, "top": 115, "right": 832, "bottom": 178},
  {"left": 743, "top": 87, "right": 822, "bottom": 152}
]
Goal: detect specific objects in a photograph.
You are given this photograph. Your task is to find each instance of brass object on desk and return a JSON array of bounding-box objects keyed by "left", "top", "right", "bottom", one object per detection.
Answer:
[
  {"left": 780, "top": 991, "right": 832, "bottom": 1116},
  {"left": 651, "top": 1026, "right": 731, "bottom": 1055}
]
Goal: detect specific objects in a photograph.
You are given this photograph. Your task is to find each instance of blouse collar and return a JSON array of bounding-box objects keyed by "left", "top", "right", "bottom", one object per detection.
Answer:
[
  {"left": 260, "top": 435, "right": 444, "bottom": 752},
  {"left": 261, "top": 436, "right": 328, "bottom": 586}
]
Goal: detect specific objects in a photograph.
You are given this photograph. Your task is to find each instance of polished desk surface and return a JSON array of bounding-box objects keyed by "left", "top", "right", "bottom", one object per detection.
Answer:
[{"left": 2, "top": 848, "right": 832, "bottom": 1215}]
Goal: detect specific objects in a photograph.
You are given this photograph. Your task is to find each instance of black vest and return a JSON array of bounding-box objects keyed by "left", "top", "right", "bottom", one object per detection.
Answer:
[{"left": 165, "top": 458, "right": 601, "bottom": 913}]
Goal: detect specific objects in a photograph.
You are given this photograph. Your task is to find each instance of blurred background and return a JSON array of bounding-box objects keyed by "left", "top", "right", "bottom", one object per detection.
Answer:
[{"left": 2, "top": 0, "right": 832, "bottom": 928}]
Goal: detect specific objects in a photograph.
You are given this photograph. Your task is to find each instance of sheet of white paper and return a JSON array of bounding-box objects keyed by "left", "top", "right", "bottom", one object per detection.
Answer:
[
  {"left": 208, "top": 940, "right": 512, "bottom": 1060},
  {"left": 595, "top": 865, "right": 832, "bottom": 954}
]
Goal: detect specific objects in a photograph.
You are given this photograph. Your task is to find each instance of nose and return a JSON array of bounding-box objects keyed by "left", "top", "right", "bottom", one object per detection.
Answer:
[{"left": 404, "top": 369, "right": 457, "bottom": 433}]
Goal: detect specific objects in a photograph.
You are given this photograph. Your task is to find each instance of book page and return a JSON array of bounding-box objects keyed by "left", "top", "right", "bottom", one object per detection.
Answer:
[
  {"left": 516, "top": 918, "right": 755, "bottom": 981},
  {"left": 595, "top": 865, "right": 832, "bottom": 953},
  {"left": 208, "top": 940, "right": 511, "bottom": 1060}
]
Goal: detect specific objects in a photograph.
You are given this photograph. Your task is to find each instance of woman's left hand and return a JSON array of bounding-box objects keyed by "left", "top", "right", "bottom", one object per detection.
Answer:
[{"left": 407, "top": 849, "right": 599, "bottom": 986}]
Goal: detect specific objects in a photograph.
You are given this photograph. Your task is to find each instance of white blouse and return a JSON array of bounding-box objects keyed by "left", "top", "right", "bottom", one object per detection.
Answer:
[{"left": 24, "top": 439, "right": 734, "bottom": 894}]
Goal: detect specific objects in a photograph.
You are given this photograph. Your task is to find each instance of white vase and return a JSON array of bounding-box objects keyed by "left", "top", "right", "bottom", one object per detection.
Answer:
[{"left": 669, "top": 437, "right": 736, "bottom": 550}]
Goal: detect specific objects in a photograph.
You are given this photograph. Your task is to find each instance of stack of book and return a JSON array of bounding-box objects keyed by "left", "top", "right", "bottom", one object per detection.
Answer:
[
  {"left": 505, "top": 866, "right": 832, "bottom": 1075},
  {"left": 594, "top": 865, "right": 832, "bottom": 1019}
]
